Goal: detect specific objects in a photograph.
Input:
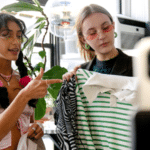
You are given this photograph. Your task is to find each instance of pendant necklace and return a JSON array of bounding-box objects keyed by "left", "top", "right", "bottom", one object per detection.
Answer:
[{"left": 0, "top": 70, "right": 13, "bottom": 86}]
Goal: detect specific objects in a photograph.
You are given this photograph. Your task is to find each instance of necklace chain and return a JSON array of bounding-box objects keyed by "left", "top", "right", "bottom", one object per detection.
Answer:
[{"left": 0, "top": 70, "right": 13, "bottom": 86}]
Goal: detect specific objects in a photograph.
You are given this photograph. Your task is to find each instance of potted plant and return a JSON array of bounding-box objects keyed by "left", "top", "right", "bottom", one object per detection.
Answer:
[{"left": 1, "top": 0, "right": 68, "bottom": 120}]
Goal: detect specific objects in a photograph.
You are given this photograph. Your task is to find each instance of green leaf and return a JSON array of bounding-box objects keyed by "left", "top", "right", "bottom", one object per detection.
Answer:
[
  {"left": 35, "top": 17, "right": 46, "bottom": 24},
  {"left": 39, "top": 51, "right": 46, "bottom": 59},
  {"left": 33, "top": 0, "right": 40, "bottom": 7},
  {"left": 47, "top": 84, "right": 62, "bottom": 101},
  {"left": 1, "top": 1, "right": 43, "bottom": 12},
  {"left": 34, "top": 98, "right": 46, "bottom": 120},
  {"left": 33, "top": 62, "right": 45, "bottom": 72},
  {"left": 37, "top": 62, "right": 45, "bottom": 68},
  {"left": 43, "top": 66, "right": 68, "bottom": 100},
  {"left": 34, "top": 64, "right": 40, "bottom": 72},
  {"left": 35, "top": 21, "right": 45, "bottom": 30},
  {"left": 27, "top": 70, "right": 32, "bottom": 76},
  {"left": 23, "top": 28, "right": 41, "bottom": 59},
  {"left": 22, "top": 34, "right": 34, "bottom": 51},
  {"left": 22, "top": 34, "right": 35, "bottom": 59},
  {"left": 34, "top": 22, "right": 45, "bottom": 30},
  {"left": 43, "top": 66, "right": 68, "bottom": 80},
  {"left": 32, "top": 29, "right": 41, "bottom": 47},
  {"left": 39, "top": 22, "right": 46, "bottom": 30}
]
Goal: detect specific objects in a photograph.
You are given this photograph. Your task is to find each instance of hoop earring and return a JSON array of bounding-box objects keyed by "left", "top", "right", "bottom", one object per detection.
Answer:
[
  {"left": 114, "top": 32, "right": 117, "bottom": 38},
  {"left": 85, "top": 43, "right": 90, "bottom": 49}
]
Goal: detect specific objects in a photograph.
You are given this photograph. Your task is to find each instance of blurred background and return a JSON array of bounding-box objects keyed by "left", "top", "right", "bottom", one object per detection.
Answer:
[{"left": 1, "top": 0, "right": 150, "bottom": 149}]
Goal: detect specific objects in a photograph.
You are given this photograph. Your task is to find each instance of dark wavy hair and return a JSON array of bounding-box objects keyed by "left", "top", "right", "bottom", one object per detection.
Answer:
[{"left": 0, "top": 13, "right": 38, "bottom": 109}]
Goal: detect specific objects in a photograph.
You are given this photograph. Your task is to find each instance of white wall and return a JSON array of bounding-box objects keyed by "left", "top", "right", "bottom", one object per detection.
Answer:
[
  {"left": 0, "top": 0, "right": 16, "bottom": 9},
  {"left": 131, "top": 0, "right": 149, "bottom": 21},
  {"left": 71, "top": 0, "right": 119, "bottom": 16},
  {"left": 122, "top": 0, "right": 150, "bottom": 22}
]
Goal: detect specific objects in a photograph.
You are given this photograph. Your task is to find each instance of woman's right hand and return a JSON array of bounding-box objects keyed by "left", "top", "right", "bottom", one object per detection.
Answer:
[
  {"left": 62, "top": 65, "right": 81, "bottom": 81},
  {"left": 22, "top": 68, "right": 62, "bottom": 100}
]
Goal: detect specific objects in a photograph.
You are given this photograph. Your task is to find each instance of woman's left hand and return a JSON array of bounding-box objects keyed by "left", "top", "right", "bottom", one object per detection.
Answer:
[{"left": 27, "top": 123, "right": 44, "bottom": 140}]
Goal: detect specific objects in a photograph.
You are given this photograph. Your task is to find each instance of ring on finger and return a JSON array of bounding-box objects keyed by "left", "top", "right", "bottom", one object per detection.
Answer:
[
  {"left": 32, "top": 127, "right": 36, "bottom": 131},
  {"left": 36, "top": 122, "right": 44, "bottom": 132}
]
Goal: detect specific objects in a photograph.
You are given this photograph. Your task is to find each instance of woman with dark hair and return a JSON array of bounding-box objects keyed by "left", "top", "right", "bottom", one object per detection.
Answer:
[
  {"left": 0, "top": 13, "right": 62, "bottom": 150},
  {"left": 63, "top": 4, "right": 133, "bottom": 80}
]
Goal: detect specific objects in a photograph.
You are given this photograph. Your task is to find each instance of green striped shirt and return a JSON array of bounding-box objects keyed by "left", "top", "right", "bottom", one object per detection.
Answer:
[{"left": 76, "top": 69, "right": 137, "bottom": 150}]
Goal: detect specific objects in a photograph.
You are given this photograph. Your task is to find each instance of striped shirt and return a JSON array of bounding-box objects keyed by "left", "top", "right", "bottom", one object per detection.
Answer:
[{"left": 76, "top": 69, "right": 137, "bottom": 150}]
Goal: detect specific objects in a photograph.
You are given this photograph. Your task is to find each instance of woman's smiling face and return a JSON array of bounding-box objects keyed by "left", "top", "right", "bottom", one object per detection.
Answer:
[
  {"left": 0, "top": 21, "right": 22, "bottom": 61},
  {"left": 82, "top": 13, "right": 116, "bottom": 56}
]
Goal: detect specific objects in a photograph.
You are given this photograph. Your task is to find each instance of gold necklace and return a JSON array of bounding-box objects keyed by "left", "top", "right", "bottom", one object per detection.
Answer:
[{"left": 0, "top": 70, "right": 13, "bottom": 86}]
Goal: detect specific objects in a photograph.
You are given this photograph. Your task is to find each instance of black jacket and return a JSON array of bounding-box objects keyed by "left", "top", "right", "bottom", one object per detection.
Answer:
[{"left": 81, "top": 49, "right": 133, "bottom": 77}]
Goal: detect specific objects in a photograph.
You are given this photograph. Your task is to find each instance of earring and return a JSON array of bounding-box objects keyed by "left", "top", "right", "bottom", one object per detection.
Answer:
[
  {"left": 114, "top": 32, "right": 117, "bottom": 38},
  {"left": 85, "top": 43, "right": 90, "bottom": 49}
]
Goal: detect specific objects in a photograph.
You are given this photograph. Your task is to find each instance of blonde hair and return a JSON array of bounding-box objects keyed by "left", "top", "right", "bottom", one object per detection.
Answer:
[{"left": 75, "top": 4, "right": 113, "bottom": 61}]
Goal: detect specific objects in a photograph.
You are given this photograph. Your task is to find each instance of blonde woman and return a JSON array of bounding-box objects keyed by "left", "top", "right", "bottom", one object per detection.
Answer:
[
  {"left": 61, "top": 4, "right": 135, "bottom": 150},
  {"left": 63, "top": 4, "right": 133, "bottom": 80}
]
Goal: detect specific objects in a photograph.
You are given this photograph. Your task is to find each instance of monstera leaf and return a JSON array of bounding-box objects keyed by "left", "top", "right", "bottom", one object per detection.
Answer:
[{"left": 43, "top": 65, "right": 68, "bottom": 100}]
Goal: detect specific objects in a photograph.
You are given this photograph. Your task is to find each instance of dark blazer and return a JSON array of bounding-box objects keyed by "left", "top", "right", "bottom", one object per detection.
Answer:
[{"left": 81, "top": 49, "right": 133, "bottom": 77}]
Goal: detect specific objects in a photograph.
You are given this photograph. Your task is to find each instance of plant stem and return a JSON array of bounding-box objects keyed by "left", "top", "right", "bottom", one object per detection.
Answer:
[
  {"left": 41, "top": 10, "right": 49, "bottom": 71},
  {"left": 24, "top": 56, "right": 36, "bottom": 77}
]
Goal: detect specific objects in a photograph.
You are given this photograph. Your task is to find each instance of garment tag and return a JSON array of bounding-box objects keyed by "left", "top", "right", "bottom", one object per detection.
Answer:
[{"left": 27, "top": 139, "right": 37, "bottom": 150}]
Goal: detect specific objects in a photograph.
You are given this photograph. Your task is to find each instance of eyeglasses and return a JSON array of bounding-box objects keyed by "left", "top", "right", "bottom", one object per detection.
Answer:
[
  {"left": 0, "top": 30, "right": 23, "bottom": 43},
  {"left": 0, "top": 36, "right": 23, "bottom": 43},
  {"left": 85, "top": 24, "right": 114, "bottom": 41}
]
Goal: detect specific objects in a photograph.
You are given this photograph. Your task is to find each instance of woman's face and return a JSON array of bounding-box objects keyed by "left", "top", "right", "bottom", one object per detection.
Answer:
[
  {"left": 0, "top": 21, "right": 22, "bottom": 61},
  {"left": 82, "top": 13, "right": 115, "bottom": 55}
]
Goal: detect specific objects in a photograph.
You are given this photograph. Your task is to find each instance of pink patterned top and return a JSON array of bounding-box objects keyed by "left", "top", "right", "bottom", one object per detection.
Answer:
[
  {"left": 0, "top": 104, "right": 34, "bottom": 149},
  {"left": 0, "top": 71, "right": 34, "bottom": 149}
]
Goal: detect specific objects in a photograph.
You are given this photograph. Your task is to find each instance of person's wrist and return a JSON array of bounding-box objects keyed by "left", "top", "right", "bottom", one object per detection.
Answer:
[{"left": 19, "top": 88, "right": 31, "bottom": 102}]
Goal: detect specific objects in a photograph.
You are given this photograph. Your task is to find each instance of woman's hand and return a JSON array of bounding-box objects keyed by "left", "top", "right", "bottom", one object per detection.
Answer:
[
  {"left": 62, "top": 65, "right": 81, "bottom": 81},
  {"left": 22, "top": 68, "right": 62, "bottom": 100},
  {"left": 27, "top": 123, "right": 44, "bottom": 140}
]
